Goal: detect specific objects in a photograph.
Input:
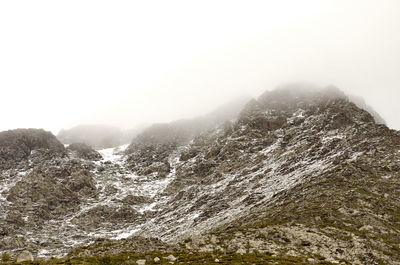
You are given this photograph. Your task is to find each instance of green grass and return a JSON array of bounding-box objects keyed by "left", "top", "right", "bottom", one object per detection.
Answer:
[{"left": 0, "top": 251, "right": 339, "bottom": 265}]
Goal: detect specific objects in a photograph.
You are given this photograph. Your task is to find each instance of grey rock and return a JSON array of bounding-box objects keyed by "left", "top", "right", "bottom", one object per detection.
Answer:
[
  {"left": 164, "top": 254, "right": 177, "bottom": 261},
  {"left": 16, "top": 250, "right": 33, "bottom": 262},
  {"left": 67, "top": 143, "right": 102, "bottom": 160}
]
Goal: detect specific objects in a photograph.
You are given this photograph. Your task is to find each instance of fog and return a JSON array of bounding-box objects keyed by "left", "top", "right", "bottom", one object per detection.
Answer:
[{"left": 1, "top": 0, "right": 400, "bottom": 134}]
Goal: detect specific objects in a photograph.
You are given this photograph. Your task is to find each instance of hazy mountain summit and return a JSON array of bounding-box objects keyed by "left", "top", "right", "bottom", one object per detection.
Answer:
[
  {"left": 125, "top": 96, "right": 250, "bottom": 177},
  {"left": 57, "top": 124, "right": 124, "bottom": 149},
  {"left": 0, "top": 85, "right": 399, "bottom": 264},
  {"left": 348, "top": 94, "right": 387, "bottom": 125}
]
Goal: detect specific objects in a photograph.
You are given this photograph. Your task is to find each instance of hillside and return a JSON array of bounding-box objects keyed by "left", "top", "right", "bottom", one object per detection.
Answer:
[{"left": 0, "top": 85, "right": 399, "bottom": 264}]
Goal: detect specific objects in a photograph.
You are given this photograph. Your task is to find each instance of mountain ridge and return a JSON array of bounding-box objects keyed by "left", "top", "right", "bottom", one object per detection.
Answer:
[{"left": 0, "top": 85, "right": 399, "bottom": 264}]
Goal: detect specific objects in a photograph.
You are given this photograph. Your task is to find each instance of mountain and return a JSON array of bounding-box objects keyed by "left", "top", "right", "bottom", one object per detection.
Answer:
[
  {"left": 0, "top": 85, "right": 399, "bottom": 264},
  {"left": 125, "top": 95, "right": 250, "bottom": 177}
]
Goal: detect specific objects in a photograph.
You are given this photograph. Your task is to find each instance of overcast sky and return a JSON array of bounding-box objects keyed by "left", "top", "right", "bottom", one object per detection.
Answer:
[{"left": 1, "top": 0, "right": 399, "bottom": 133}]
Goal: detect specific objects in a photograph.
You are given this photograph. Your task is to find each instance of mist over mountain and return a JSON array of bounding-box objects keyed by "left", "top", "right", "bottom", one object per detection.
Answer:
[
  {"left": 57, "top": 124, "right": 148, "bottom": 150},
  {"left": 348, "top": 94, "right": 387, "bottom": 125},
  {"left": 56, "top": 96, "right": 250, "bottom": 151},
  {"left": 130, "top": 95, "right": 250, "bottom": 146}
]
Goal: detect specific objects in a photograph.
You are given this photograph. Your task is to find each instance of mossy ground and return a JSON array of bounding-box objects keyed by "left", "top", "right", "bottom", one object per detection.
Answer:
[{"left": 0, "top": 251, "right": 337, "bottom": 265}]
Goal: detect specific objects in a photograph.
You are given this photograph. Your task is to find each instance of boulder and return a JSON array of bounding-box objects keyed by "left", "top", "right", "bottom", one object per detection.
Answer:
[
  {"left": 16, "top": 250, "right": 34, "bottom": 262},
  {"left": 67, "top": 143, "right": 102, "bottom": 160},
  {"left": 164, "top": 254, "right": 177, "bottom": 261}
]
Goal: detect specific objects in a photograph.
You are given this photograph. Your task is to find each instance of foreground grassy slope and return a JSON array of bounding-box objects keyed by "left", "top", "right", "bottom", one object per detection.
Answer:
[{"left": 0, "top": 251, "right": 338, "bottom": 265}]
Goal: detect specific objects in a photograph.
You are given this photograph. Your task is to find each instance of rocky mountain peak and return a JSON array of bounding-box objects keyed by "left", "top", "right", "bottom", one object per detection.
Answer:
[
  {"left": 239, "top": 85, "right": 375, "bottom": 133},
  {"left": 0, "top": 129, "right": 66, "bottom": 171},
  {"left": 258, "top": 84, "right": 345, "bottom": 109}
]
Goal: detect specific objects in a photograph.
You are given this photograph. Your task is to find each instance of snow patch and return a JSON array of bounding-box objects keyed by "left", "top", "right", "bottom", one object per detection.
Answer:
[
  {"left": 260, "top": 141, "right": 279, "bottom": 155},
  {"left": 321, "top": 134, "right": 344, "bottom": 144},
  {"left": 349, "top": 151, "right": 364, "bottom": 161},
  {"left": 287, "top": 109, "right": 305, "bottom": 124},
  {"left": 37, "top": 249, "right": 52, "bottom": 258},
  {"left": 98, "top": 144, "right": 129, "bottom": 163},
  {"left": 293, "top": 109, "right": 305, "bottom": 118},
  {"left": 111, "top": 228, "right": 140, "bottom": 240}
]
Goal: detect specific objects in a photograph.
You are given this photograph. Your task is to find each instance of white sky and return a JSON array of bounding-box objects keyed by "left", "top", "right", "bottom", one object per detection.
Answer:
[{"left": 1, "top": 0, "right": 400, "bottom": 133}]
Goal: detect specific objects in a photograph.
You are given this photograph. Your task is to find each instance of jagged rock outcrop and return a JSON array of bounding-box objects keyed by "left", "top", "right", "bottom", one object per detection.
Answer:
[{"left": 0, "top": 129, "right": 66, "bottom": 171}]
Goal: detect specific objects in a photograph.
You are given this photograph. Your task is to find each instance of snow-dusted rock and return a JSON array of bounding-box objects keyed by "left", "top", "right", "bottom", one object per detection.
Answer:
[{"left": 1, "top": 85, "right": 400, "bottom": 265}]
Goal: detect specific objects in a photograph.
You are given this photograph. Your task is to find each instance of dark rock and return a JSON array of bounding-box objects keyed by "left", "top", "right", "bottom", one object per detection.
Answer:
[
  {"left": 67, "top": 143, "right": 102, "bottom": 160},
  {"left": 0, "top": 129, "right": 65, "bottom": 171}
]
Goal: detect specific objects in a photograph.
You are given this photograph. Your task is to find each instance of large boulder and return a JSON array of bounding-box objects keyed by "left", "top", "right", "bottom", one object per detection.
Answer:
[{"left": 16, "top": 250, "right": 33, "bottom": 262}]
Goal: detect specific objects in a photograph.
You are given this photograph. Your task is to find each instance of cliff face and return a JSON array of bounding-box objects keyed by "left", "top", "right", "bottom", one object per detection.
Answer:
[{"left": 0, "top": 86, "right": 399, "bottom": 264}]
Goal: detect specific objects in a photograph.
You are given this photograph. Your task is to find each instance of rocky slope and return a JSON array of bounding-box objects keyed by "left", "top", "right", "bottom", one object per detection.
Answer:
[{"left": 0, "top": 85, "right": 399, "bottom": 264}]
